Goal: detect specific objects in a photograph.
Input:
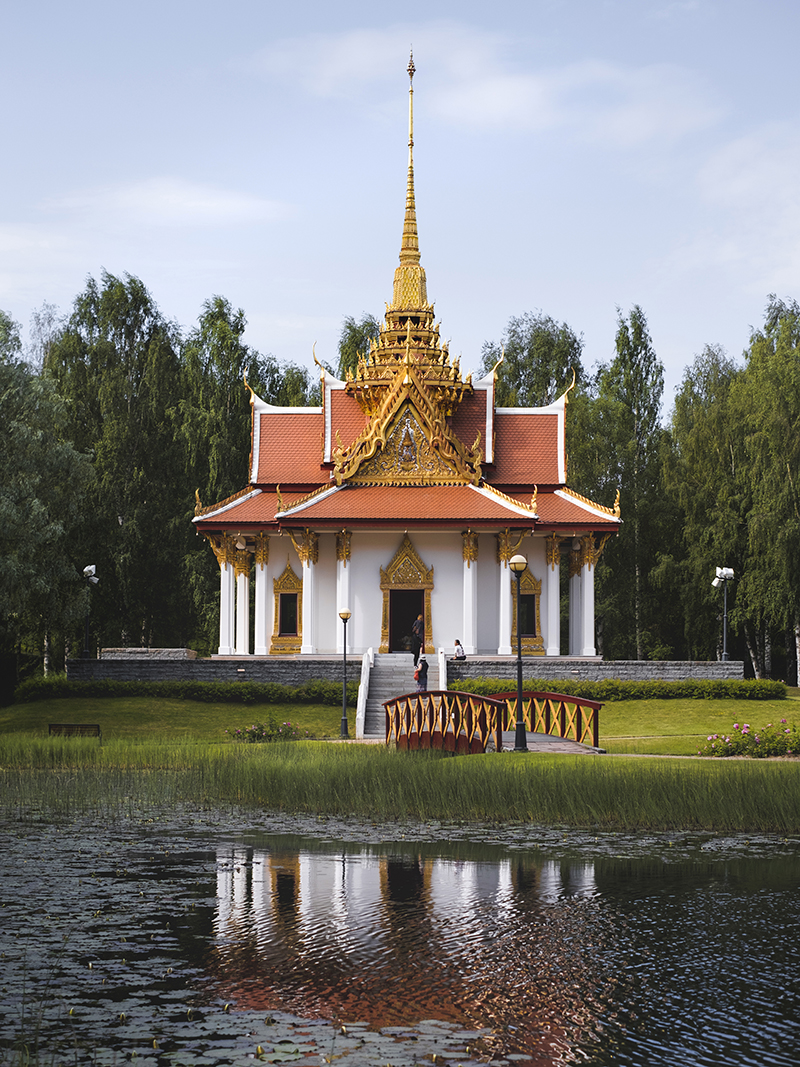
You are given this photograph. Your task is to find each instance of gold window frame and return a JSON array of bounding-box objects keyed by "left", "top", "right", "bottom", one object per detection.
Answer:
[
  {"left": 510, "top": 567, "right": 544, "bottom": 656},
  {"left": 270, "top": 558, "right": 303, "bottom": 655}
]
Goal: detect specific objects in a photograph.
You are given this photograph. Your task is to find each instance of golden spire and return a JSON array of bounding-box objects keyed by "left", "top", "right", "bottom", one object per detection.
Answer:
[{"left": 391, "top": 51, "right": 428, "bottom": 310}]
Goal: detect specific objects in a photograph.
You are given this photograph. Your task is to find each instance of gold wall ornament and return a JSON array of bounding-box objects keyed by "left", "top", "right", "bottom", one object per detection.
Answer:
[
  {"left": 288, "top": 528, "right": 319, "bottom": 565},
  {"left": 530, "top": 485, "right": 538, "bottom": 513},
  {"left": 545, "top": 533, "right": 561, "bottom": 571},
  {"left": 496, "top": 529, "right": 525, "bottom": 567},
  {"left": 276, "top": 484, "right": 284, "bottom": 513},
  {"left": 194, "top": 489, "right": 203, "bottom": 516},
  {"left": 270, "top": 557, "right": 303, "bottom": 655},
  {"left": 613, "top": 487, "right": 621, "bottom": 518},
  {"left": 336, "top": 529, "right": 352, "bottom": 567},
  {"left": 462, "top": 530, "right": 479, "bottom": 567},
  {"left": 569, "top": 541, "right": 582, "bottom": 579},
  {"left": 233, "top": 548, "right": 251, "bottom": 579},
  {"left": 582, "top": 533, "right": 611, "bottom": 571},
  {"left": 510, "top": 567, "right": 544, "bottom": 656},
  {"left": 379, "top": 534, "right": 434, "bottom": 653},
  {"left": 254, "top": 533, "right": 269, "bottom": 570}
]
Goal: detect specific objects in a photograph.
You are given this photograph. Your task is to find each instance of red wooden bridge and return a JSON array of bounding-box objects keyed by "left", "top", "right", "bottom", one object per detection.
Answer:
[{"left": 384, "top": 690, "right": 602, "bottom": 752}]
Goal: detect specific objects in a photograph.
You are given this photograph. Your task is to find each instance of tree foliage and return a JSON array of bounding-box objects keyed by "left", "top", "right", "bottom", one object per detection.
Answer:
[
  {"left": 481, "top": 311, "right": 584, "bottom": 407},
  {"left": 338, "top": 313, "right": 381, "bottom": 379}
]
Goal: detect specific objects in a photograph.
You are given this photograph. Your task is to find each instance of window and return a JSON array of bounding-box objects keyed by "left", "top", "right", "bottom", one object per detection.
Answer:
[{"left": 279, "top": 592, "right": 298, "bottom": 636}]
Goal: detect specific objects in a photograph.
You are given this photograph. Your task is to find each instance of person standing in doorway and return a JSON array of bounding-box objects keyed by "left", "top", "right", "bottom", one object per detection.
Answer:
[
  {"left": 411, "top": 613, "right": 424, "bottom": 666},
  {"left": 415, "top": 655, "right": 428, "bottom": 692}
]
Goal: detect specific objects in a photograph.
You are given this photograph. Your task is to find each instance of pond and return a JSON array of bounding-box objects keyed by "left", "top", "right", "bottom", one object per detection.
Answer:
[{"left": 1, "top": 809, "right": 798, "bottom": 1066}]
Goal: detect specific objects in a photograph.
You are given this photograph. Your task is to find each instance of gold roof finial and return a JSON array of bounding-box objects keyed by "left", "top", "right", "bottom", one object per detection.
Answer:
[{"left": 392, "top": 50, "right": 427, "bottom": 309}]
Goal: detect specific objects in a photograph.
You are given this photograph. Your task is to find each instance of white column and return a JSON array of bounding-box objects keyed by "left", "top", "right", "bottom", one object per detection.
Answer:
[
  {"left": 545, "top": 554, "right": 560, "bottom": 657},
  {"left": 235, "top": 554, "right": 250, "bottom": 656},
  {"left": 569, "top": 570, "right": 582, "bottom": 656},
  {"left": 498, "top": 564, "right": 512, "bottom": 655},
  {"left": 581, "top": 558, "right": 596, "bottom": 656},
  {"left": 336, "top": 556, "right": 351, "bottom": 653},
  {"left": 254, "top": 537, "right": 270, "bottom": 653},
  {"left": 218, "top": 560, "right": 234, "bottom": 655},
  {"left": 462, "top": 557, "right": 477, "bottom": 655},
  {"left": 301, "top": 559, "right": 316, "bottom": 654}
]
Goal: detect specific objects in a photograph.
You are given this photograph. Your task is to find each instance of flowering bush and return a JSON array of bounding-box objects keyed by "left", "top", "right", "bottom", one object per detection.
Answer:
[
  {"left": 697, "top": 718, "right": 799, "bottom": 758},
  {"left": 225, "top": 717, "right": 312, "bottom": 743}
]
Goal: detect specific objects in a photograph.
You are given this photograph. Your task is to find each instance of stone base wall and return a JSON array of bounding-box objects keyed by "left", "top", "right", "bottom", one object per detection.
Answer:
[
  {"left": 447, "top": 658, "right": 744, "bottom": 684},
  {"left": 68, "top": 655, "right": 744, "bottom": 686},
  {"left": 101, "top": 648, "right": 197, "bottom": 660},
  {"left": 67, "top": 657, "right": 356, "bottom": 685}
]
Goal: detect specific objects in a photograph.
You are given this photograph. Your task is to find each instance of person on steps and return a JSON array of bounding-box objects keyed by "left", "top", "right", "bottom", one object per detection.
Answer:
[
  {"left": 414, "top": 655, "right": 428, "bottom": 692},
  {"left": 411, "top": 613, "right": 424, "bottom": 666}
]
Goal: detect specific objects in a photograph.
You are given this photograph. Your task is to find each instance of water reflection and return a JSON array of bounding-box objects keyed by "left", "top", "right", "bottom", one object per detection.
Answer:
[{"left": 208, "top": 844, "right": 614, "bottom": 1061}]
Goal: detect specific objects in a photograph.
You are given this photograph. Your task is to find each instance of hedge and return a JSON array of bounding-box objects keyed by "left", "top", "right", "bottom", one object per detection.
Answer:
[
  {"left": 13, "top": 676, "right": 360, "bottom": 708},
  {"left": 449, "top": 677, "right": 787, "bottom": 702}
]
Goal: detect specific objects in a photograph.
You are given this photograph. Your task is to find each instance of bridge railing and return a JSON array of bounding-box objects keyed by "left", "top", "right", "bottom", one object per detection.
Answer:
[
  {"left": 489, "top": 691, "right": 602, "bottom": 749},
  {"left": 383, "top": 691, "right": 508, "bottom": 754}
]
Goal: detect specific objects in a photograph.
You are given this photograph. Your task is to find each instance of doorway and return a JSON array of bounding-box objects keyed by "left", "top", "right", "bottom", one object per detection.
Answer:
[{"left": 389, "top": 589, "right": 424, "bottom": 652}]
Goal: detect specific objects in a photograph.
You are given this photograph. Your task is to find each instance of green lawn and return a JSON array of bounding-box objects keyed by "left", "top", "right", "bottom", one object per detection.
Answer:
[
  {"left": 0, "top": 696, "right": 342, "bottom": 742},
  {"left": 1, "top": 689, "right": 798, "bottom": 754}
]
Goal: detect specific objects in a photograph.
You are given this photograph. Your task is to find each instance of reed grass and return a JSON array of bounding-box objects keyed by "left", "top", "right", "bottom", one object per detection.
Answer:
[{"left": 0, "top": 736, "right": 797, "bottom": 832}]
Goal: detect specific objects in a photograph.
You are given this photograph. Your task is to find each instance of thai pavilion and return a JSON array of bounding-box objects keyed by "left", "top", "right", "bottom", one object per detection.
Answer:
[{"left": 193, "top": 59, "right": 620, "bottom": 664}]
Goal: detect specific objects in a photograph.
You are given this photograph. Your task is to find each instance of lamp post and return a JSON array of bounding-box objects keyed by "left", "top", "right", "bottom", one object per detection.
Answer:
[
  {"left": 509, "top": 554, "right": 528, "bottom": 752},
  {"left": 712, "top": 567, "right": 735, "bottom": 661},
  {"left": 82, "top": 565, "right": 99, "bottom": 659},
  {"left": 339, "top": 610, "right": 351, "bottom": 739}
]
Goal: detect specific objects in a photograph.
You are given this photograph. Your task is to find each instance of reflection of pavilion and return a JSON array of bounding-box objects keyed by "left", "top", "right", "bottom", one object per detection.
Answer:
[{"left": 206, "top": 844, "right": 609, "bottom": 1062}]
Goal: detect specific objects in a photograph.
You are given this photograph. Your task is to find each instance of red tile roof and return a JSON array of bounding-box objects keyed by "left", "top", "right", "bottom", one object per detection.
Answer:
[
  {"left": 329, "top": 389, "right": 370, "bottom": 452},
  {"left": 491, "top": 411, "right": 561, "bottom": 484},
  {"left": 255, "top": 412, "right": 326, "bottom": 484}
]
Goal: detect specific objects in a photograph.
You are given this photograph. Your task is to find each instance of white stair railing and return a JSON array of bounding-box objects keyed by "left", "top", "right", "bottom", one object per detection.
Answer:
[{"left": 355, "top": 648, "right": 374, "bottom": 739}]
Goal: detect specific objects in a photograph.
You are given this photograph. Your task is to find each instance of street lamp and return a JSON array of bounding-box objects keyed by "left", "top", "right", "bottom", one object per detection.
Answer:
[
  {"left": 509, "top": 553, "right": 528, "bottom": 752},
  {"left": 339, "top": 610, "right": 351, "bottom": 739},
  {"left": 711, "top": 567, "right": 735, "bottom": 661},
  {"left": 82, "top": 565, "right": 99, "bottom": 659}
]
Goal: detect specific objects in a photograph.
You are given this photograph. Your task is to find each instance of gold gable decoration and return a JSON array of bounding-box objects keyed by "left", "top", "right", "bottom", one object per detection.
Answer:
[
  {"left": 510, "top": 567, "right": 544, "bottom": 656},
  {"left": 379, "top": 534, "right": 434, "bottom": 653}
]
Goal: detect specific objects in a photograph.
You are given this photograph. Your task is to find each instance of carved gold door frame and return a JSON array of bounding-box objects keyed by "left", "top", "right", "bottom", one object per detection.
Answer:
[
  {"left": 511, "top": 567, "right": 544, "bottom": 656},
  {"left": 379, "top": 534, "right": 434, "bottom": 653}
]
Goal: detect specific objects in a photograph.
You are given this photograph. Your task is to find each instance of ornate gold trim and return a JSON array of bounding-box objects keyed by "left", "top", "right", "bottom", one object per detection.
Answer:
[
  {"left": 287, "top": 528, "right": 319, "bottom": 565},
  {"left": 270, "top": 557, "right": 302, "bottom": 655},
  {"left": 233, "top": 548, "right": 251, "bottom": 579},
  {"left": 545, "top": 533, "right": 561, "bottom": 571},
  {"left": 496, "top": 528, "right": 525, "bottom": 567},
  {"left": 254, "top": 533, "right": 269, "bottom": 570},
  {"left": 462, "top": 529, "right": 479, "bottom": 567},
  {"left": 379, "top": 534, "right": 434, "bottom": 653},
  {"left": 510, "top": 567, "right": 544, "bottom": 656},
  {"left": 194, "top": 485, "right": 256, "bottom": 518},
  {"left": 336, "top": 529, "right": 352, "bottom": 567},
  {"left": 559, "top": 486, "right": 618, "bottom": 518}
]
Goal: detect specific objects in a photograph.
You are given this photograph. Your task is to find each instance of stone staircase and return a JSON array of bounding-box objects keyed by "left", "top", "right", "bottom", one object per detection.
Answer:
[{"left": 363, "top": 652, "right": 441, "bottom": 738}]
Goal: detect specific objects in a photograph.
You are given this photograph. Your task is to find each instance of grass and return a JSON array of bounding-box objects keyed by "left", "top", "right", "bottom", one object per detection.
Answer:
[
  {"left": 0, "top": 738, "right": 798, "bottom": 832},
  {"left": 0, "top": 696, "right": 341, "bottom": 742}
]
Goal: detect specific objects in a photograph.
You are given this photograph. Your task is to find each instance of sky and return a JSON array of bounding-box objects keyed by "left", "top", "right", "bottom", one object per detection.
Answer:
[{"left": 3, "top": 0, "right": 800, "bottom": 408}]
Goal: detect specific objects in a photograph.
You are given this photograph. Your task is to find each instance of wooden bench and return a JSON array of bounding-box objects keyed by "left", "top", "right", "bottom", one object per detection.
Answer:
[{"left": 48, "top": 723, "right": 102, "bottom": 742}]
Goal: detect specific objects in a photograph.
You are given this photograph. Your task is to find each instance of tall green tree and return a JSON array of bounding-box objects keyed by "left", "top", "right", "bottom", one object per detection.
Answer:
[
  {"left": 0, "top": 335, "right": 92, "bottom": 655},
  {"left": 45, "top": 272, "right": 188, "bottom": 649},
  {"left": 594, "top": 306, "right": 669, "bottom": 659},
  {"left": 480, "top": 311, "right": 584, "bottom": 406},
  {"left": 338, "top": 313, "right": 381, "bottom": 379},
  {"left": 664, "top": 344, "right": 746, "bottom": 660},
  {"left": 735, "top": 297, "right": 800, "bottom": 682}
]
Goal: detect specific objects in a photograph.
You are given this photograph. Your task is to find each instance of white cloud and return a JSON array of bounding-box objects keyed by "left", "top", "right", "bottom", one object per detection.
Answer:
[
  {"left": 252, "top": 22, "right": 720, "bottom": 145},
  {"left": 47, "top": 177, "right": 290, "bottom": 229}
]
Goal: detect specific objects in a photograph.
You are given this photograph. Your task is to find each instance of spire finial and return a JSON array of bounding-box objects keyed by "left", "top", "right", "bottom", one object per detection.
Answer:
[{"left": 392, "top": 52, "right": 428, "bottom": 309}]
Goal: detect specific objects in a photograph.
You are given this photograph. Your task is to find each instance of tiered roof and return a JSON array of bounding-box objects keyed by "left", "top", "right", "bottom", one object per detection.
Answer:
[{"left": 194, "top": 57, "right": 619, "bottom": 541}]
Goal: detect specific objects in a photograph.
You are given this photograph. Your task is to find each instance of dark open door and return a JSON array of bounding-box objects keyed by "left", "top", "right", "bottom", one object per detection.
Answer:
[{"left": 389, "top": 589, "right": 424, "bottom": 652}]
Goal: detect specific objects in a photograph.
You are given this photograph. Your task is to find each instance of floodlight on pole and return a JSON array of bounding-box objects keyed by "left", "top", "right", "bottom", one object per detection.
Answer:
[
  {"left": 82, "top": 566, "right": 99, "bottom": 658},
  {"left": 711, "top": 567, "right": 735, "bottom": 661},
  {"left": 509, "top": 554, "right": 528, "bottom": 752}
]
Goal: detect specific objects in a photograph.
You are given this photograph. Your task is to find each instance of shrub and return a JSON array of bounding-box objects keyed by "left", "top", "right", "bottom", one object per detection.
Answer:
[
  {"left": 13, "top": 676, "right": 359, "bottom": 707},
  {"left": 697, "top": 719, "right": 799, "bottom": 758},
  {"left": 449, "top": 677, "right": 786, "bottom": 702},
  {"left": 226, "top": 717, "right": 312, "bottom": 743}
]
